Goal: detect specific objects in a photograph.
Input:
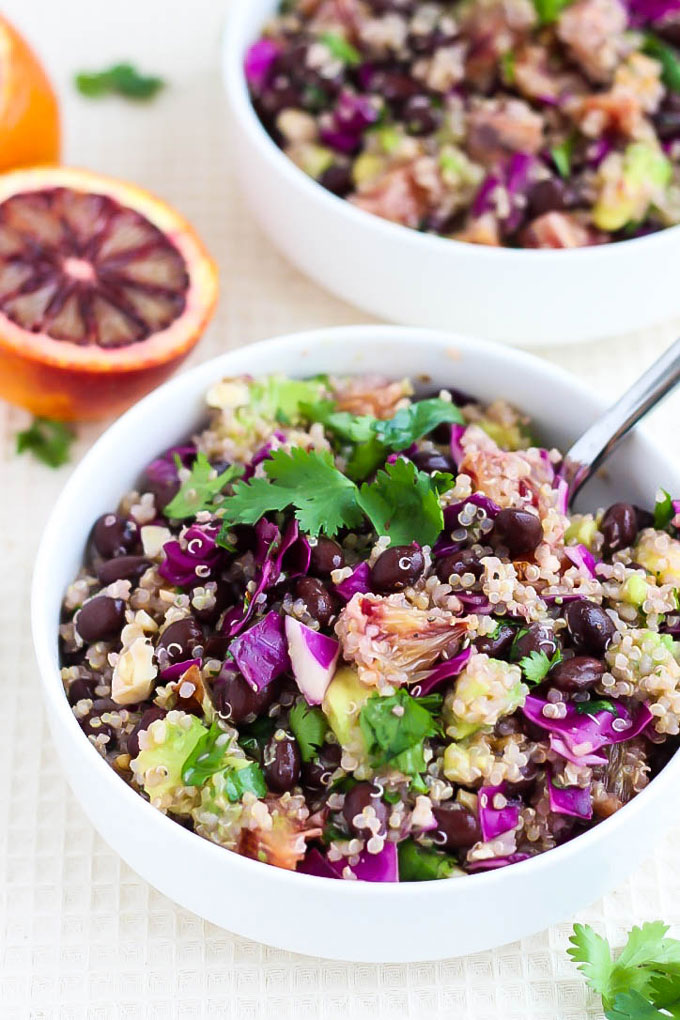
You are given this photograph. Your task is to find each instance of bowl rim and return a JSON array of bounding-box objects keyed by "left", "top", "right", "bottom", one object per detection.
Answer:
[
  {"left": 32, "top": 324, "right": 680, "bottom": 901},
  {"left": 222, "top": 0, "right": 680, "bottom": 263}
]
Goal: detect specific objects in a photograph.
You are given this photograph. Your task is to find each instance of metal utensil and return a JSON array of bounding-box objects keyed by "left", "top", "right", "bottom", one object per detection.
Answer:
[{"left": 564, "top": 338, "right": 680, "bottom": 506}]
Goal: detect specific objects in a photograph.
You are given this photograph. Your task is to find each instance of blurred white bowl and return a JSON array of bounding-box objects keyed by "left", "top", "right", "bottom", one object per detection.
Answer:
[
  {"left": 32, "top": 326, "right": 680, "bottom": 961},
  {"left": 223, "top": 0, "right": 680, "bottom": 346}
]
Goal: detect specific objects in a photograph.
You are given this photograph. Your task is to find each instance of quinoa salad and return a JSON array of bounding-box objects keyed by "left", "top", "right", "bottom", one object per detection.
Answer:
[
  {"left": 59, "top": 373, "right": 680, "bottom": 882},
  {"left": 245, "top": 0, "right": 680, "bottom": 248}
]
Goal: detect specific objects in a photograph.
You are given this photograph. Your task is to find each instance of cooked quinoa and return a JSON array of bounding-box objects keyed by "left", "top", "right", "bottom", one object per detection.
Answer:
[
  {"left": 60, "top": 373, "right": 680, "bottom": 881},
  {"left": 245, "top": 0, "right": 680, "bottom": 248}
]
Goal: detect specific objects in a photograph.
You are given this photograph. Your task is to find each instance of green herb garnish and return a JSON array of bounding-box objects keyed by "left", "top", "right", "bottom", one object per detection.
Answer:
[
  {"left": 574, "top": 699, "right": 619, "bottom": 717},
  {"left": 371, "top": 399, "right": 464, "bottom": 451},
  {"left": 75, "top": 63, "right": 165, "bottom": 100},
  {"left": 569, "top": 921, "right": 680, "bottom": 1018},
  {"left": 397, "top": 839, "right": 461, "bottom": 881},
  {"left": 654, "top": 489, "right": 674, "bottom": 530},
  {"left": 359, "top": 690, "right": 440, "bottom": 771},
  {"left": 500, "top": 51, "right": 516, "bottom": 85},
  {"left": 223, "top": 761, "right": 267, "bottom": 802},
  {"left": 643, "top": 34, "right": 680, "bottom": 94},
  {"left": 551, "top": 138, "right": 573, "bottom": 179},
  {"left": 319, "top": 32, "right": 361, "bottom": 65},
  {"left": 16, "top": 417, "right": 74, "bottom": 468},
  {"left": 289, "top": 701, "right": 328, "bottom": 763},
  {"left": 532, "top": 0, "right": 572, "bottom": 24},
  {"left": 164, "top": 452, "right": 244, "bottom": 519},
  {"left": 519, "top": 649, "right": 562, "bottom": 686},
  {"left": 181, "top": 722, "right": 232, "bottom": 786},
  {"left": 217, "top": 448, "right": 448, "bottom": 545}
]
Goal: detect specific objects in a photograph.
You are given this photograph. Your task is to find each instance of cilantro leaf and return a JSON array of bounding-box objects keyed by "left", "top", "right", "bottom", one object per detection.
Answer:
[
  {"left": 288, "top": 701, "right": 328, "bottom": 763},
  {"left": 219, "top": 448, "right": 363, "bottom": 538},
  {"left": 359, "top": 689, "right": 440, "bottom": 768},
  {"left": 570, "top": 922, "right": 680, "bottom": 1016},
  {"left": 654, "top": 489, "right": 674, "bottom": 530},
  {"left": 319, "top": 31, "right": 361, "bottom": 65},
  {"left": 397, "top": 839, "right": 460, "bottom": 881},
  {"left": 357, "top": 458, "right": 444, "bottom": 546},
  {"left": 301, "top": 402, "right": 376, "bottom": 444},
  {"left": 501, "top": 50, "right": 516, "bottom": 84},
  {"left": 164, "top": 453, "right": 244, "bottom": 519},
  {"left": 181, "top": 722, "right": 232, "bottom": 786},
  {"left": 16, "top": 417, "right": 74, "bottom": 468},
  {"left": 345, "top": 435, "right": 387, "bottom": 481},
  {"left": 75, "top": 63, "right": 165, "bottom": 100},
  {"left": 575, "top": 699, "right": 620, "bottom": 717},
  {"left": 223, "top": 760, "right": 267, "bottom": 802},
  {"left": 371, "top": 398, "right": 463, "bottom": 451},
  {"left": 519, "top": 649, "right": 562, "bottom": 685},
  {"left": 643, "top": 34, "right": 680, "bottom": 94},
  {"left": 551, "top": 137, "right": 573, "bottom": 178},
  {"left": 569, "top": 924, "right": 615, "bottom": 1002},
  {"left": 532, "top": 0, "right": 572, "bottom": 23}
]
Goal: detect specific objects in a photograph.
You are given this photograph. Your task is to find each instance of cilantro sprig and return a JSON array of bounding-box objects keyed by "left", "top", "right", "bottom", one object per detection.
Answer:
[
  {"left": 217, "top": 449, "right": 448, "bottom": 545},
  {"left": 519, "top": 649, "right": 562, "bottom": 685},
  {"left": 643, "top": 34, "right": 680, "bottom": 94},
  {"left": 289, "top": 701, "right": 328, "bottom": 763},
  {"left": 569, "top": 921, "right": 680, "bottom": 1018},
  {"left": 164, "top": 453, "right": 244, "bottom": 519},
  {"left": 181, "top": 722, "right": 266, "bottom": 800},
  {"left": 397, "top": 839, "right": 461, "bottom": 881},
  {"left": 319, "top": 32, "right": 361, "bottom": 65},
  {"left": 75, "top": 62, "right": 165, "bottom": 100},
  {"left": 16, "top": 417, "right": 75, "bottom": 468},
  {"left": 359, "top": 690, "right": 441, "bottom": 775}
]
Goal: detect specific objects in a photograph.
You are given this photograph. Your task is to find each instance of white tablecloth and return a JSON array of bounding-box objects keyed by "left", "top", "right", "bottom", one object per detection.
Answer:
[{"left": 2, "top": 2, "right": 680, "bottom": 1016}]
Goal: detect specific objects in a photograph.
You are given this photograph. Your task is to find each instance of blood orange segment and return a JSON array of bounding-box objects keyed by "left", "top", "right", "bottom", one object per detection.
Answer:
[
  {"left": 0, "top": 167, "right": 218, "bottom": 420},
  {"left": 0, "top": 15, "right": 60, "bottom": 172}
]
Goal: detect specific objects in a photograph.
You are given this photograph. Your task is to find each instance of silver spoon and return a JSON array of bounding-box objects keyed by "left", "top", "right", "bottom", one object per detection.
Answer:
[{"left": 563, "top": 337, "right": 680, "bottom": 507}]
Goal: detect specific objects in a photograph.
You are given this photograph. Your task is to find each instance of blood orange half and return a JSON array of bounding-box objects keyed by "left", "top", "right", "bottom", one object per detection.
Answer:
[
  {"left": 0, "top": 167, "right": 218, "bottom": 420},
  {"left": 0, "top": 14, "right": 60, "bottom": 173}
]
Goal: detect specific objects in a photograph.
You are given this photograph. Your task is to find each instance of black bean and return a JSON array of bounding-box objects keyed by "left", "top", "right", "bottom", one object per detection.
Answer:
[
  {"left": 79, "top": 711, "right": 114, "bottom": 744},
  {"left": 565, "top": 600, "right": 616, "bottom": 655},
  {"left": 549, "top": 656, "right": 605, "bottom": 693},
  {"left": 263, "top": 733, "right": 302, "bottom": 793},
  {"left": 155, "top": 618, "right": 203, "bottom": 665},
  {"left": 527, "top": 177, "right": 567, "bottom": 217},
  {"left": 127, "top": 707, "right": 167, "bottom": 758},
  {"left": 310, "top": 537, "right": 345, "bottom": 577},
  {"left": 635, "top": 506, "right": 655, "bottom": 531},
  {"left": 211, "top": 665, "right": 271, "bottom": 724},
  {"left": 370, "top": 69, "right": 420, "bottom": 109},
  {"left": 513, "top": 622, "right": 559, "bottom": 660},
  {"left": 493, "top": 508, "right": 543, "bottom": 559},
  {"left": 600, "top": 502, "right": 638, "bottom": 555},
  {"left": 319, "top": 165, "right": 354, "bottom": 197},
  {"left": 91, "top": 513, "right": 139, "bottom": 559},
  {"left": 403, "top": 94, "right": 440, "bottom": 135},
  {"left": 97, "top": 555, "right": 150, "bottom": 585},
  {"left": 475, "top": 623, "right": 515, "bottom": 658},
  {"left": 432, "top": 803, "right": 481, "bottom": 850},
  {"left": 342, "top": 782, "right": 389, "bottom": 838},
  {"left": 76, "top": 596, "right": 126, "bottom": 643},
  {"left": 371, "top": 543, "right": 425, "bottom": 592},
  {"left": 67, "top": 677, "right": 97, "bottom": 705},
  {"left": 203, "top": 634, "right": 231, "bottom": 659},
  {"left": 436, "top": 548, "right": 483, "bottom": 584},
  {"left": 506, "top": 762, "right": 540, "bottom": 796},
  {"left": 301, "top": 743, "right": 342, "bottom": 792},
  {"left": 411, "top": 449, "right": 456, "bottom": 474},
  {"left": 295, "top": 577, "right": 337, "bottom": 626}
]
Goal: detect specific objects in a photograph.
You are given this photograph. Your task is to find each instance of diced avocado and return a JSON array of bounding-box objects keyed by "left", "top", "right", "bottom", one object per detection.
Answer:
[
  {"left": 352, "top": 152, "right": 385, "bottom": 186},
  {"left": 290, "top": 143, "right": 335, "bottom": 180},
  {"left": 635, "top": 529, "right": 680, "bottom": 585},
  {"left": 593, "top": 142, "right": 672, "bottom": 232},
  {"left": 620, "top": 573, "right": 649, "bottom": 608},
  {"left": 375, "top": 124, "right": 403, "bottom": 155},
  {"left": 131, "top": 711, "right": 207, "bottom": 814},
  {"left": 565, "top": 515, "right": 598, "bottom": 548},
  {"left": 322, "top": 665, "right": 370, "bottom": 756}
]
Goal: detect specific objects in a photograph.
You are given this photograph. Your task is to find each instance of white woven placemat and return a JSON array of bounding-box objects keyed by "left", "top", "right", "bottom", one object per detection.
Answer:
[{"left": 2, "top": 2, "right": 680, "bottom": 1015}]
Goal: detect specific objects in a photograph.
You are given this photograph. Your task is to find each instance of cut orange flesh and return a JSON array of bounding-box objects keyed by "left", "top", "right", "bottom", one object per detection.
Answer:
[
  {"left": 0, "top": 168, "right": 218, "bottom": 420},
  {"left": 0, "top": 15, "right": 60, "bottom": 172}
]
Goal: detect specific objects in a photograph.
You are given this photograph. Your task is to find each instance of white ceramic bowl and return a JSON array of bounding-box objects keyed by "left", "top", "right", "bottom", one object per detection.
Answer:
[
  {"left": 223, "top": 0, "right": 680, "bottom": 347},
  {"left": 33, "top": 326, "right": 680, "bottom": 962}
]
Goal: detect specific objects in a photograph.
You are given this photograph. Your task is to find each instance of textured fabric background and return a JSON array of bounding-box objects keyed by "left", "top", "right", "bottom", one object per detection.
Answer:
[{"left": 2, "top": 2, "right": 680, "bottom": 1016}]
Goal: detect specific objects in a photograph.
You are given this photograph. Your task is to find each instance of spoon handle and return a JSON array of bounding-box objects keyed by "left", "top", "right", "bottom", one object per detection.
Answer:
[{"left": 565, "top": 338, "right": 680, "bottom": 503}]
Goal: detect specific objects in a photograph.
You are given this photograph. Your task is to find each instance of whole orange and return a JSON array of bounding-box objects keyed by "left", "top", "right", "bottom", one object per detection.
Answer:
[{"left": 0, "top": 14, "right": 60, "bottom": 173}]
